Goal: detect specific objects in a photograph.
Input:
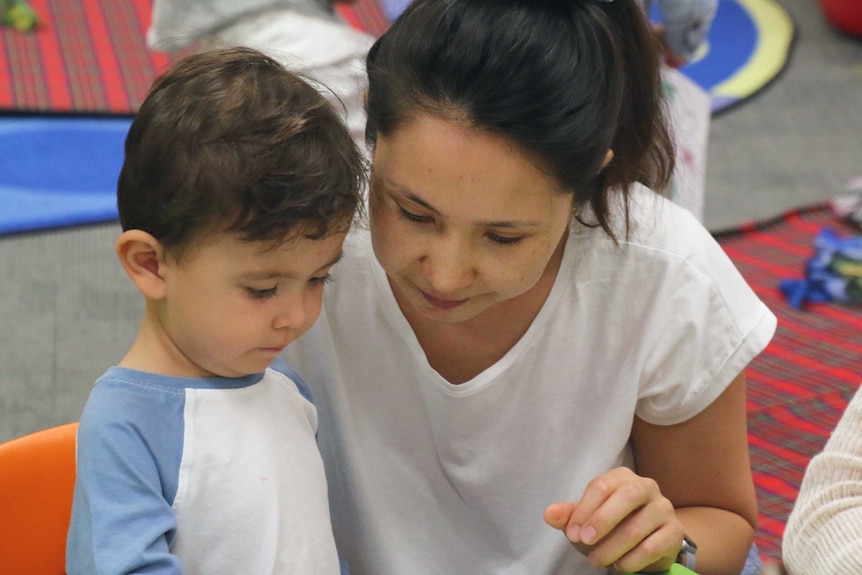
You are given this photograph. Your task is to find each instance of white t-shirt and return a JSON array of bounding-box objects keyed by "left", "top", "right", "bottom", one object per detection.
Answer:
[{"left": 283, "top": 186, "right": 776, "bottom": 574}]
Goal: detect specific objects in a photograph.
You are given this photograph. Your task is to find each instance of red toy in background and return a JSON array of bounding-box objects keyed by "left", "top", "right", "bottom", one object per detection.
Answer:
[{"left": 820, "top": 0, "right": 862, "bottom": 37}]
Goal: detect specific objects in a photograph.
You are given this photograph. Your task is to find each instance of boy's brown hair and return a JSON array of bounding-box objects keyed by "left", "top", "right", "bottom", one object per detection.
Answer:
[{"left": 118, "top": 47, "right": 365, "bottom": 254}]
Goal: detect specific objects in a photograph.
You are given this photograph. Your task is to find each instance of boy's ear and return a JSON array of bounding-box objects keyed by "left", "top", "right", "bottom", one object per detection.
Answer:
[{"left": 115, "top": 230, "right": 168, "bottom": 300}]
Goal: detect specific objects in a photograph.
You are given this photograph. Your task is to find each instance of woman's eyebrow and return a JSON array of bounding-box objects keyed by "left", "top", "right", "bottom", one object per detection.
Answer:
[
  {"left": 480, "top": 220, "right": 541, "bottom": 229},
  {"left": 401, "top": 191, "right": 439, "bottom": 214}
]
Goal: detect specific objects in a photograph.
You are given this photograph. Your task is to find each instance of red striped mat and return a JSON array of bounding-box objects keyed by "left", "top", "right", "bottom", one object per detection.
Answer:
[
  {"left": 715, "top": 205, "right": 862, "bottom": 561},
  {"left": 0, "top": 0, "right": 388, "bottom": 115}
]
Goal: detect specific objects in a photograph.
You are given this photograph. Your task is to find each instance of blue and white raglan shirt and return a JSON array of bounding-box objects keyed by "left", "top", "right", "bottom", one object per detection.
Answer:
[{"left": 66, "top": 362, "right": 341, "bottom": 575}]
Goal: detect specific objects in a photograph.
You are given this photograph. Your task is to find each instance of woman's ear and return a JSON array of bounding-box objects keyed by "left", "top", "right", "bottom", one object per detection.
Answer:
[
  {"left": 602, "top": 149, "right": 614, "bottom": 169},
  {"left": 115, "top": 230, "right": 169, "bottom": 300}
]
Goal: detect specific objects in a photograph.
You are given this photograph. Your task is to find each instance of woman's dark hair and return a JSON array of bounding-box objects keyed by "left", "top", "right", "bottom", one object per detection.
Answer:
[
  {"left": 118, "top": 46, "right": 365, "bottom": 254},
  {"left": 365, "top": 0, "right": 674, "bottom": 239}
]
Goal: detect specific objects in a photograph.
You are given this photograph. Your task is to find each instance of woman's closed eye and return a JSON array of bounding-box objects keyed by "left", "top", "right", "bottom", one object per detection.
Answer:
[
  {"left": 399, "top": 205, "right": 524, "bottom": 246},
  {"left": 487, "top": 233, "right": 523, "bottom": 246},
  {"left": 398, "top": 207, "right": 434, "bottom": 224}
]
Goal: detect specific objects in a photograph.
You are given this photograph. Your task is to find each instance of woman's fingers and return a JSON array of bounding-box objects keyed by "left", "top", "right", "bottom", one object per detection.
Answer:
[
  {"left": 543, "top": 502, "right": 577, "bottom": 530},
  {"left": 545, "top": 467, "right": 684, "bottom": 571},
  {"left": 585, "top": 505, "right": 682, "bottom": 572},
  {"left": 567, "top": 468, "right": 652, "bottom": 543}
]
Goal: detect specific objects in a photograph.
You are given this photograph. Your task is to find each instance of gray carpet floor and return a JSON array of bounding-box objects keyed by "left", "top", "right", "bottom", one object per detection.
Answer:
[
  {"left": 704, "top": 0, "right": 862, "bottom": 230},
  {"left": 2, "top": 0, "right": 861, "bottom": 443}
]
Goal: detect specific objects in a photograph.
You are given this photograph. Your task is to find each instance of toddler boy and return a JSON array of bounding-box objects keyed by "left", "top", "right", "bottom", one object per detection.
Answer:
[{"left": 66, "top": 46, "right": 364, "bottom": 574}]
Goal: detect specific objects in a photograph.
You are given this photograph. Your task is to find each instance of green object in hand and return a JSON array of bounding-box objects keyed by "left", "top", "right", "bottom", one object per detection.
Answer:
[
  {"left": 1, "top": 0, "right": 39, "bottom": 32},
  {"left": 638, "top": 565, "right": 698, "bottom": 575},
  {"left": 653, "top": 565, "right": 698, "bottom": 575}
]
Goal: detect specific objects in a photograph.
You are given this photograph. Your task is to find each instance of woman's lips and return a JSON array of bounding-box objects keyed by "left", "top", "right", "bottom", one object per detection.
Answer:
[{"left": 421, "top": 290, "right": 468, "bottom": 310}]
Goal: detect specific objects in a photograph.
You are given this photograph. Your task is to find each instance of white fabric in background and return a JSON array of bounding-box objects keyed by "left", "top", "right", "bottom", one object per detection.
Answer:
[
  {"left": 663, "top": 65, "right": 712, "bottom": 222},
  {"left": 147, "top": 0, "right": 374, "bottom": 151}
]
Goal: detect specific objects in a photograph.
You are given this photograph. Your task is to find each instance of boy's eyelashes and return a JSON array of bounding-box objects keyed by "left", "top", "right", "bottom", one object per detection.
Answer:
[
  {"left": 244, "top": 274, "right": 334, "bottom": 299},
  {"left": 245, "top": 286, "right": 278, "bottom": 299},
  {"left": 397, "top": 207, "right": 524, "bottom": 246}
]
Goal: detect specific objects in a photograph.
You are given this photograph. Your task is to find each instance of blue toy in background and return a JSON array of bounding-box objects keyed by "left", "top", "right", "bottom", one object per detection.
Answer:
[{"left": 780, "top": 228, "right": 862, "bottom": 309}]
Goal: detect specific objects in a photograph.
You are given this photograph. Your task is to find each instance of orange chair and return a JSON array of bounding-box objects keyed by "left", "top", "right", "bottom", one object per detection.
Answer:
[{"left": 0, "top": 422, "right": 78, "bottom": 575}]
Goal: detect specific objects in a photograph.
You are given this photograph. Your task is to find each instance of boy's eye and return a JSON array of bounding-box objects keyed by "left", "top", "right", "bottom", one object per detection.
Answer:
[
  {"left": 246, "top": 286, "right": 278, "bottom": 299},
  {"left": 309, "top": 273, "right": 333, "bottom": 286},
  {"left": 398, "top": 207, "right": 433, "bottom": 224}
]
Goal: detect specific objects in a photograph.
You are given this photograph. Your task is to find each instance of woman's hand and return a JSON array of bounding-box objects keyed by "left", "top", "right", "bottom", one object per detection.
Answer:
[
  {"left": 543, "top": 467, "right": 684, "bottom": 573},
  {"left": 546, "top": 373, "right": 758, "bottom": 575}
]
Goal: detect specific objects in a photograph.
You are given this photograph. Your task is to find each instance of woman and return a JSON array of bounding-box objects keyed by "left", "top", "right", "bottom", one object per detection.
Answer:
[{"left": 283, "top": 1, "right": 776, "bottom": 573}]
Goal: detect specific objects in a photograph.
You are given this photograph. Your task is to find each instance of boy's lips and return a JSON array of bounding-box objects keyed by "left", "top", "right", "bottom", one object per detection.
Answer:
[{"left": 260, "top": 342, "right": 290, "bottom": 353}]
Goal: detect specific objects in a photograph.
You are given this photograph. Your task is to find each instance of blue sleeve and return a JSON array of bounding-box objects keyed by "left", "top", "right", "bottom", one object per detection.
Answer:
[{"left": 67, "top": 376, "right": 186, "bottom": 575}]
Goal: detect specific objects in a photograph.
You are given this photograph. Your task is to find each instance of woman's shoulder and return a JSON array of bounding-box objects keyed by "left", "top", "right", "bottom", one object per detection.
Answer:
[{"left": 574, "top": 184, "right": 713, "bottom": 261}]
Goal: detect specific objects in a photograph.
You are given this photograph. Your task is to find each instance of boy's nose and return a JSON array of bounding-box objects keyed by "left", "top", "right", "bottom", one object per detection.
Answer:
[{"left": 271, "top": 293, "right": 310, "bottom": 331}]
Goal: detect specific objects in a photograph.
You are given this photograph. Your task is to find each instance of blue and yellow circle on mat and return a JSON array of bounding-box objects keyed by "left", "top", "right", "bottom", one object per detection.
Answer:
[{"left": 668, "top": 0, "right": 796, "bottom": 114}]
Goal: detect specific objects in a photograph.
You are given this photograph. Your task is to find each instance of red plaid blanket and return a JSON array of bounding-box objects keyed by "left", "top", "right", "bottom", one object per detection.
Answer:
[
  {"left": 0, "top": 0, "right": 388, "bottom": 114},
  {"left": 715, "top": 205, "right": 862, "bottom": 560}
]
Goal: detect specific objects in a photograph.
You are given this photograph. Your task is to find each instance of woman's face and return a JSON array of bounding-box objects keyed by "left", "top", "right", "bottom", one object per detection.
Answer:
[{"left": 370, "top": 113, "right": 574, "bottom": 325}]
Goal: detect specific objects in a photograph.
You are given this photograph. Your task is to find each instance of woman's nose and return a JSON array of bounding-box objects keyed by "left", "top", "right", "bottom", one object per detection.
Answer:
[{"left": 420, "top": 236, "right": 475, "bottom": 293}]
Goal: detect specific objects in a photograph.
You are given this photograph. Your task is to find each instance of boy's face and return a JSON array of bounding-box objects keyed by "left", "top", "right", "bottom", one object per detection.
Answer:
[{"left": 155, "top": 229, "right": 346, "bottom": 378}]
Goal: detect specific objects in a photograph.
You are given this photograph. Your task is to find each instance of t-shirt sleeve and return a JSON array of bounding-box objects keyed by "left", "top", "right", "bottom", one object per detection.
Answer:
[
  {"left": 633, "top": 209, "right": 776, "bottom": 425},
  {"left": 66, "top": 377, "right": 185, "bottom": 575}
]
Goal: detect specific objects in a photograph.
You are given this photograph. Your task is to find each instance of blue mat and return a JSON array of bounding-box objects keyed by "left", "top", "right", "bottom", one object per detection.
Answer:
[{"left": 0, "top": 116, "right": 130, "bottom": 236}]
